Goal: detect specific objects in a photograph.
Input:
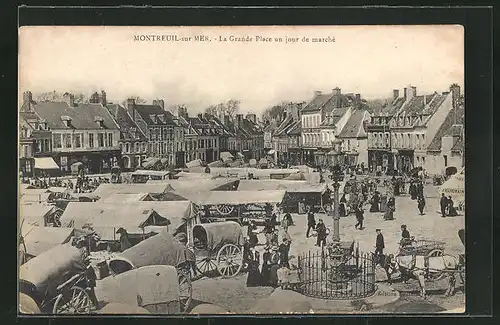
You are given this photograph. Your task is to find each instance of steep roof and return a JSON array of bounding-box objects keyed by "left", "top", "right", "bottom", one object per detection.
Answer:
[
  {"left": 241, "top": 118, "right": 263, "bottom": 136},
  {"left": 33, "top": 101, "right": 119, "bottom": 130},
  {"left": 273, "top": 115, "right": 294, "bottom": 137},
  {"left": 321, "top": 106, "right": 351, "bottom": 127},
  {"left": 132, "top": 104, "right": 176, "bottom": 126},
  {"left": 427, "top": 106, "right": 465, "bottom": 151},
  {"left": 302, "top": 93, "right": 333, "bottom": 113},
  {"left": 367, "top": 97, "right": 405, "bottom": 116},
  {"left": 107, "top": 104, "right": 147, "bottom": 141},
  {"left": 451, "top": 137, "right": 464, "bottom": 152},
  {"left": 338, "top": 109, "right": 368, "bottom": 138},
  {"left": 287, "top": 120, "right": 302, "bottom": 135}
]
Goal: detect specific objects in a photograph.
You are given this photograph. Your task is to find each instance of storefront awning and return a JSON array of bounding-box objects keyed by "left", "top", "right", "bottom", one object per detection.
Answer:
[{"left": 34, "top": 157, "right": 59, "bottom": 170}]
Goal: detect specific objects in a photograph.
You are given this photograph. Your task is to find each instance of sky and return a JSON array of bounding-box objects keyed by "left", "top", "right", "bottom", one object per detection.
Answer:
[{"left": 19, "top": 25, "right": 464, "bottom": 116}]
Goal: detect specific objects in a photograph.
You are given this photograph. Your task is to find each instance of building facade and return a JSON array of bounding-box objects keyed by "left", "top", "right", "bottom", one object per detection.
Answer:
[
  {"left": 125, "top": 98, "right": 184, "bottom": 167},
  {"left": 337, "top": 109, "right": 371, "bottom": 167},
  {"left": 25, "top": 92, "right": 121, "bottom": 174}
]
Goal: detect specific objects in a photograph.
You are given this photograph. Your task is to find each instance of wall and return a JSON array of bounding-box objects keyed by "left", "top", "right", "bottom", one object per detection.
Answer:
[
  {"left": 357, "top": 138, "right": 369, "bottom": 166},
  {"left": 51, "top": 129, "right": 120, "bottom": 153},
  {"left": 425, "top": 94, "right": 453, "bottom": 147},
  {"left": 425, "top": 151, "right": 463, "bottom": 175}
]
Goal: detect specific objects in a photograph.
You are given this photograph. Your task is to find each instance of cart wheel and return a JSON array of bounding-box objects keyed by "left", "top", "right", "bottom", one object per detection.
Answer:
[
  {"left": 178, "top": 271, "right": 192, "bottom": 313},
  {"left": 195, "top": 257, "right": 218, "bottom": 275},
  {"left": 215, "top": 204, "right": 234, "bottom": 216},
  {"left": 427, "top": 249, "right": 444, "bottom": 257},
  {"left": 216, "top": 244, "right": 243, "bottom": 278},
  {"left": 52, "top": 286, "right": 94, "bottom": 314}
]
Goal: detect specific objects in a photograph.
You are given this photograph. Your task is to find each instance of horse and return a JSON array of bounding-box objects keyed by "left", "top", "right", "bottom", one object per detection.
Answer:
[{"left": 374, "top": 253, "right": 462, "bottom": 298}]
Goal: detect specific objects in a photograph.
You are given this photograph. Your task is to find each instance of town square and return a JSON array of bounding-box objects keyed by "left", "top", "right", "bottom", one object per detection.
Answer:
[{"left": 18, "top": 25, "right": 465, "bottom": 314}]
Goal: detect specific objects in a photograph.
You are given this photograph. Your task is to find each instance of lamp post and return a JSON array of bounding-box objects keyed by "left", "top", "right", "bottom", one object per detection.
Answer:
[{"left": 329, "top": 174, "right": 342, "bottom": 242}]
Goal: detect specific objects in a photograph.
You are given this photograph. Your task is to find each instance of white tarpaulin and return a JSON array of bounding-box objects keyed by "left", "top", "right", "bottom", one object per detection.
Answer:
[
  {"left": 220, "top": 152, "right": 234, "bottom": 162},
  {"left": 34, "top": 157, "right": 59, "bottom": 170},
  {"left": 194, "top": 190, "right": 286, "bottom": 205}
]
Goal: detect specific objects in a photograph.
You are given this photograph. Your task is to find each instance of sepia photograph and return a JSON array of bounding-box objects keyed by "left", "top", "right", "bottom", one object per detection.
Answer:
[{"left": 18, "top": 25, "right": 465, "bottom": 315}]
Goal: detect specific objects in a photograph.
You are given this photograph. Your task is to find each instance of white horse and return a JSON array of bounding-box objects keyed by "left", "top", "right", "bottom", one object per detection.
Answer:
[{"left": 386, "top": 254, "right": 462, "bottom": 298}]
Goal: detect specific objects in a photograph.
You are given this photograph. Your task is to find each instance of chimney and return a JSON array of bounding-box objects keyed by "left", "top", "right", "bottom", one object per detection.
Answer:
[
  {"left": 332, "top": 87, "right": 341, "bottom": 96},
  {"left": 355, "top": 94, "right": 361, "bottom": 108},
  {"left": 393, "top": 89, "right": 399, "bottom": 100},
  {"left": 153, "top": 99, "right": 165, "bottom": 110},
  {"left": 404, "top": 85, "right": 416, "bottom": 101},
  {"left": 126, "top": 98, "right": 136, "bottom": 120},
  {"left": 197, "top": 113, "right": 203, "bottom": 120},
  {"left": 177, "top": 106, "right": 188, "bottom": 119},
  {"left": 450, "top": 84, "right": 460, "bottom": 108},
  {"left": 246, "top": 114, "right": 257, "bottom": 124},
  {"left": 100, "top": 90, "right": 107, "bottom": 106},
  {"left": 63, "top": 93, "right": 75, "bottom": 107},
  {"left": 236, "top": 114, "right": 243, "bottom": 127},
  {"left": 22, "top": 91, "right": 33, "bottom": 111},
  {"left": 314, "top": 90, "right": 322, "bottom": 96},
  {"left": 224, "top": 115, "right": 230, "bottom": 126}
]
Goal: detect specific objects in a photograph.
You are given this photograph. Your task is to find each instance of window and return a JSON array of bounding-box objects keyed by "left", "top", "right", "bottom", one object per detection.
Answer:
[
  {"left": 422, "top": 157, "right": 425, "bottom": 164},
  {"left": 135, "top": 142, "right": 140, "bottom": 153},
  {"left": 148, "top": 143, "right": 152, "bottom": 153},
  {"left": 444, "top": 155, "right": 448, "bottom": 167},
  {"left": 53, "top": 134, "right": 62, "bottom": 149},
  {"left": 63, "top": 134, "right": 72, "bottom": 148},
  {"left": 74, "top": 133, "right": 82, "bottom": 148},
  {"left": 108, "top": 133, "right": 113, "bottom": 147},
  {"left": 142, "top": 142, "right": 147, "bottom": 152},
  {"left": 89, "top": 133, "right": 94, "bottom": 148},
  {"left": 119, "top": 143, "right": 123, "bottom": 152},
  {"left": 98, "top": 133, "right": 105, "bottom": 147}
]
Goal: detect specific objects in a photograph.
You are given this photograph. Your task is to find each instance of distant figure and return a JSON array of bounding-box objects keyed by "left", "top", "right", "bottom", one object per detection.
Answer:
[
  {"left": 354, "top": 203, "right": 364, "bottom": 230},
  {"left": 306, "top": 209, "right": 316, "bottom": 238},
  {"left": 204, "top": 166, "right": 211, "bottom": 174},
  {"left": 375, "top": 229, "right": 385, "bottom": 258},
  {"left": 116, "top": 228, "right": 131, "bottom": 252},
  {"left": 369, "top": 191, "right": 380, "bottom": 212},
  {"left": 279, "top": 238, "right": 291, "bottom": 268},
  {"left": 440, "top": 193, "right": 448, "bottom": 218},
  {"left": 260, "top": 246, "right": 271, "bottom": 285},
  {"left": 268, "top": 246, "right": 281, "bottom": 287},
  {"left": 447, "top": 196, "right": 458, "bottom": 216},
  {"left": 400, "top": 225, "right": 411, "bottom": 247},
  {"left": 339, "top": 194, "right": 347, "bottom": 217},
  {"left": 384, "top": 197, "right": 395, "bottom": 220},
  {"left": 246, "top": 246, "right": 261, "bottom": 287},
  {"left": 315, "top": 219, "right": 327, "bottom": 247},
  {"left": 247, "top": 221, "right": 259, "bottom": 246},
  {"left": 379, "top": 193, "right": 387, "bottom": 213},
  {"left": 417, "top": 194, "right": 426, "bottom": 215}
]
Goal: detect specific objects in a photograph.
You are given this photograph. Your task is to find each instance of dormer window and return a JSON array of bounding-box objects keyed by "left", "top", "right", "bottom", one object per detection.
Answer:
[
  {"left": 157, "top": 114, "right": 165, "bottom": 123},
  {"left": 94, "top": 116, "right": 105, "bottom": 128},
  {"left": 149, "top": 114, "right": 156, "bottom": 123},
  {"left": 61, "top": 115, "right": 72, "bottom": 127}
]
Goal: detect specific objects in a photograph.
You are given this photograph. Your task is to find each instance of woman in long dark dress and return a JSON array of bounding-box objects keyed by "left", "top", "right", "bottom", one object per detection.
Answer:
[
  {"left": 260, "top": 246, "right": 271, "bottom": 285},
  {"left": 447, "top": 196, "right": 459, "bottom": 216},
  {"left": 268, "top": 247, "right": 281, "bottom": 287},
  {"left": 247, "top": 221, "right": 259, "bottom": 246},
  {"left": 410, "top": 181, "right": 418, "bottom": 200},
  {"left": 340, "top": 194, "right": 347, "bottom": 217},
  {"left": 246, "top": 246, "right": 261, "bottom": 287},
  {"left": 369, "top": 192, "right": 380, "bottom": 212}
]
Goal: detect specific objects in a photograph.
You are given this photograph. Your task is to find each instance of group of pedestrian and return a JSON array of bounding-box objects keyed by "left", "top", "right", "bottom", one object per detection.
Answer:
[
  {"left": 305, "top": 208, "right": 328, "bottom": 247},
  {"left": 440, "top": 193, "right": 458, "bottom": 217},
  {"left": 246, "top": 238, "right": 292, "bottom": 288}
]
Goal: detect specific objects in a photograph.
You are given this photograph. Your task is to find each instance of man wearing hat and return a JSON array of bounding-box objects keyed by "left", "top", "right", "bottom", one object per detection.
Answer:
[
  {"left": 268, "top": 246, "right": 281, "bottom": 287},
  {"left": 400, "top": 225, "right": 411, "bottom": 247},
  {"left": 375, "top": 229, "right": 385, "bottom": 261},
  {"left": 315, "top": 219, "right": 327, "bottom": 247},
  {"left": 260, "top": 246, "right": 272, "bottom": 285}
]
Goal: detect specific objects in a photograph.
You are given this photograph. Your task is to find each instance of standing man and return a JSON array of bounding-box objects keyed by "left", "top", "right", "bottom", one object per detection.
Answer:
[
  {"left": 400, "top": 225, "right": 411, "bottom": 247},
  {"left": 375, "top": 229, "right": 385, "bottom": 260},
  {"left": 440, "top": 193, "right": 448, "bottom": 218},
  {"left": 315, "top": 219, "right": 327, "bottom": 247},
  {"left": 354, "top": 203, "right": 364, "bottom": 230},
  {"left": 306, "top": 208, "right": 316, "bottom": 238},
  {"left": 417, "top": 194, "right": 426, "bottom": 215}
]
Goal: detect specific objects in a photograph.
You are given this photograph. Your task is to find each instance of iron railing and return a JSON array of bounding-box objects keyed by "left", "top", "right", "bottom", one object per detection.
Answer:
[{"left": 296, "top": 248, "right": 376, "bottom": 300}]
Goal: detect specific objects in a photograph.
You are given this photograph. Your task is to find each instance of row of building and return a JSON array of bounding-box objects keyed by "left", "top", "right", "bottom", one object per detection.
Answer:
[
  {"left": 264, "top": 84, "right": 464, "bottom": 175},
  {"left": 19, "top": 83, "right": 464, "bottom": 177},
  {"left": 19, "top": 91, "right": 264, "bottom": 175}
]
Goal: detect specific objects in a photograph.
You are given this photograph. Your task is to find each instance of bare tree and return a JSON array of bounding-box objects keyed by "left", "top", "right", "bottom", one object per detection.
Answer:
[
  {"left": 35, "top": 91, "right": 88, "bottom": 104},
  {"left": 261, "top": 101, "right": 289, "bottom": 122},
  {"left": 204, "top": 99, "right": 240, "bottom": 117}
]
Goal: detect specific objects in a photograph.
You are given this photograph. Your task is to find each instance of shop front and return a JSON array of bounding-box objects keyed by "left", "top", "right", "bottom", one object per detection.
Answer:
[
  {"left": 368, "top": 150, "right": 394, "bottom": 172},
  {"left": 53, "top": 149, "right": 121, "bottom": 175},
  {"left": 396, "top": 149, "right": 414, "bottom": 173}
]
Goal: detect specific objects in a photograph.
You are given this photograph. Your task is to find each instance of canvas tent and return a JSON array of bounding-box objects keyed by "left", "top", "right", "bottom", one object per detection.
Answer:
[
  {"left": 60, "top": 201, "right": 196, "bottom": 241},
  {"left": 21, "top": 225, "right": 74, "bottom": 258},
  {"left": 220, "top": 152, "right": 234, "bottom": 163},
  {"left": 99, "top": 193, "right": 153, "bottom": 203},
  {"left": 185, "top": 159, "right": 203, "bottom": 168},
  {"left": 19, "top": 203, "right": 59, "bottom": 227},
  {"left": 192, "top": 190, "right": 286, "bottom": 206},
  {"left": 146, "top": 178, "right": 240, "bottom": 194},
  {"left": 92, "top": 183, "right": 173, "bottom": 199}
]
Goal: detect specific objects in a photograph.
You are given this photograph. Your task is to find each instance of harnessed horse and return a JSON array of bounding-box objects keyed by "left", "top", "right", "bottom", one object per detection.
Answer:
[{"left": 373, "top": 253, "right": 462, "bottom": 298}]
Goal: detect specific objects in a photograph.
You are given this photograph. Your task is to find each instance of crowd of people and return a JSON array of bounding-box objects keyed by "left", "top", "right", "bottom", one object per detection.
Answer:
[{"left": 20, "top": 174, "right": 109, "bottom": 193}]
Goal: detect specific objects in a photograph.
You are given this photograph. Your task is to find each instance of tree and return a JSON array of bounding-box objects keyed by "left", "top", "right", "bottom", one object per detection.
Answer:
[
  {"left": 204, "top": 99, "right": 240, "bottom": 117},
  {"left": 35, "top": 91, "right": 88, "bottom": 104},
  {"left": 261, "top": 101, "right": 289, "bottom": 123},
  {"left": 122, "top": 96, "right": 147, "bottom": 105}
]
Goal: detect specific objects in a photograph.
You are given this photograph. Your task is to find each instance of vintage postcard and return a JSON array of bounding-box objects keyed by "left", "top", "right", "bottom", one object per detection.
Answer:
[{"left": 18, "top": 25, "right": 465, "bottom": 315}]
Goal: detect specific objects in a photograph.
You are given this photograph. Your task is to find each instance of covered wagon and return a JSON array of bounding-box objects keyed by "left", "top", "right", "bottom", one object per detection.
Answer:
[
  {"left": 107, "top": 230, "right": 194, "bottom": 312},
  {"left": 192, "top": 221, "right": 244, "bottom": 278},
  {"left": 19, "top": 243, "right": 96, "bottom": 314},
  {"left": 95, "top": 265, "right": 184, "bottom": 314}
]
